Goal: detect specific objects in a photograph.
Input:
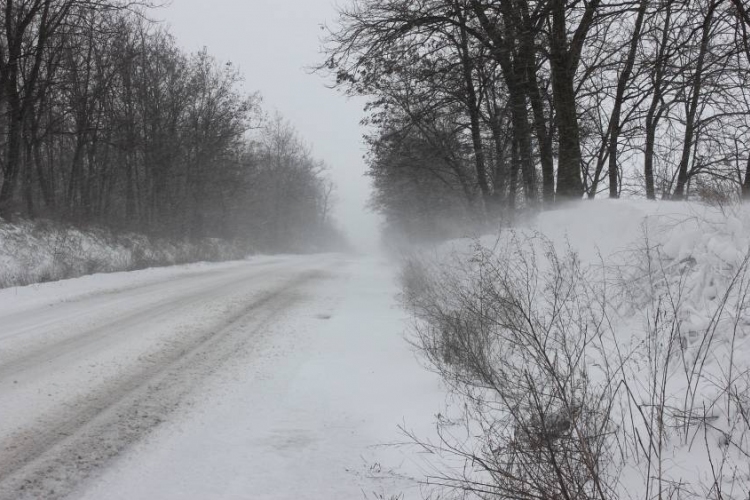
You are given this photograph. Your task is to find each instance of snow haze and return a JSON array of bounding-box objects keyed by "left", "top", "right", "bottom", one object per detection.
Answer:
[
  {"left": 4, "top": 0, "right": 750, "bottom": 498},
  {"left": 159, "top": 0, "right": 382, "bottom": 252}
]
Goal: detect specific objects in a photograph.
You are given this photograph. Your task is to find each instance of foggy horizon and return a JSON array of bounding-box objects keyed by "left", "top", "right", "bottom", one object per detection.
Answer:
[
  {"left": 1, "top": 1, "right": 749, "bottom": 498},
  {"left": 159, "top": 0, "right": 382, "bottom": 252}
]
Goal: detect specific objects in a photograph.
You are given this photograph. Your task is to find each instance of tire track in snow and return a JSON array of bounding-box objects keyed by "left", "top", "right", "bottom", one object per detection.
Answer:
[
  {"left": 0, "top": 267, "right": 332, "bottom": 500},
  {"left": 0, "top": 264, "right": 285, "bottom": 379}
]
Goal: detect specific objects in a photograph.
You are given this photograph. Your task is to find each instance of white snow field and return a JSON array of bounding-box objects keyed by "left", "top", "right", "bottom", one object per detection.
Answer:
[
  {"left": 0, "top": 254, "right": 443, "bottom": 500},
  {"left": 3, "top": 199, "right": 750, "bottom": 500},
  {"left": 408, "top": 199, "right": 750, "bottom": 499}
]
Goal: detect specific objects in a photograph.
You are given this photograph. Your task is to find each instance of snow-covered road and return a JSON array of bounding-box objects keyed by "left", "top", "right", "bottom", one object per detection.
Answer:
[{"left": 0, "top": 255, "right": 442, "bottom": 499}]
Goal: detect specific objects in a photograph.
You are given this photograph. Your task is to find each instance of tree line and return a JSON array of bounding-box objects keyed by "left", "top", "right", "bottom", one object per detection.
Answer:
[
  {"left": 0, "top": 0, "right": 343, "bottom": 251},
  {"left": 323, "top": 0, "right": 750, "bottom": 239}
]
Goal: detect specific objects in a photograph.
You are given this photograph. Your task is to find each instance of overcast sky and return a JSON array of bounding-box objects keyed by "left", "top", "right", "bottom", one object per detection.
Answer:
[{"left": 159, "top": 0, "right": 380, "bottom": 251}]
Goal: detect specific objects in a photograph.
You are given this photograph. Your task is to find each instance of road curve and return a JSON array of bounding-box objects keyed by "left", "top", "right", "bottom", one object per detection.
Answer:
[{"left": 0, "top": 255, "right": 345, "bottom": 500}]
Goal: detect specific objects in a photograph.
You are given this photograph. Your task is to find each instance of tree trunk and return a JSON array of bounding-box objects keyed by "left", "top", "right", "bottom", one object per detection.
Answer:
[
  {"left": 126, "top": 155, "right": 136, "bottom": 222},
  {"left": 587, "top": 122, "right": 612, "bottom": 198},
  {"left": 517, "top": 0, "right": 554, "bottom": 204},
  {"left": 0, "top": 93, "right": 24, "bottom": 216},
  {"left": 643, "top": 0, "right": 673, "bottom": 200},
  {"left": 644, "top": 117, "right": 657, "bottom": 199},
  {"left": 672, "top": 0, "right": 718, "bottom": 199},
  {"left": 23, "top": 137, "right": 35, "bottom": 217},
  {"left": 489, "top": 107, "right": 508, "bottom": 208},
  {"left": 510, "top": 86, "right": 537, "bottom": 204},
  {"left": 469, "top": 1, "right": 537, "bottom": 204},
  {"left": 509, "top": 134, "right": 519, "bottom": 210},
  {"left": 67, "top": 133, "right": 87, "bottom": 211},
  {"left": 549, "top": 0, "right": 589, "bottom": 200},
  {"left": 527, "top": 73, "right": 555, "bottom": 204},
  {"left": 35, "top": 138, "right": 54, "bottom": 208},
  {"left": 550, "top": 69, "right": 584, "bottom": 199},
  {"left": 607, "top": 0, "right": 648, "bottom": 198},
  {"left": 0, "top": 29, "right": 24, "bottom": 216},
  {"left": 457, "top": 9, "right": 492, "bottom": 206}
]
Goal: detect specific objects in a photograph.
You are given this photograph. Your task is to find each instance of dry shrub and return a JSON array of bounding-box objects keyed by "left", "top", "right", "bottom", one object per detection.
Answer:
[
  {"left": 401, "top": 227, "right": 750, "bottom": 499},
  {"left": 401, "top": 234, "right": 619, "bottom": 500}
]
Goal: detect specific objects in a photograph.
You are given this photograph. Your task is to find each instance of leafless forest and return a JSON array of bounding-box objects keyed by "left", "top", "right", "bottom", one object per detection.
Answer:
[
  {"left": 323, "top": 0, "right": 750, "bottom": 240},
  {"left": 0, "top": 1, "right": 343, "bottom": 252}
]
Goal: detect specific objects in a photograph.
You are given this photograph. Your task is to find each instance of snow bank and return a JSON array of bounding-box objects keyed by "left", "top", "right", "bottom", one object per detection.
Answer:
[
  {"left": 404, "top": 199, "right": 750, "bottom": 499},
  {"left": 0, "top": 220, "right": 249, "bottom": 289}
]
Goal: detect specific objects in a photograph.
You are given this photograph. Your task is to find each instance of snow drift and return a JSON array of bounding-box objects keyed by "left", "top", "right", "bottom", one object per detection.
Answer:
[
  {"left": 0, "top": 220, "right": 248, "bottom": 289},
  {"left": 402, "top": 199, "right": 750, "bottom": 499}
]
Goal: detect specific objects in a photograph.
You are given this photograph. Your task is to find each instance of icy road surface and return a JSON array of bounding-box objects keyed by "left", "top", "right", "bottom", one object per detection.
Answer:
[{"left": 0, "top": 255, "right": 441, "bottom": 499}]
